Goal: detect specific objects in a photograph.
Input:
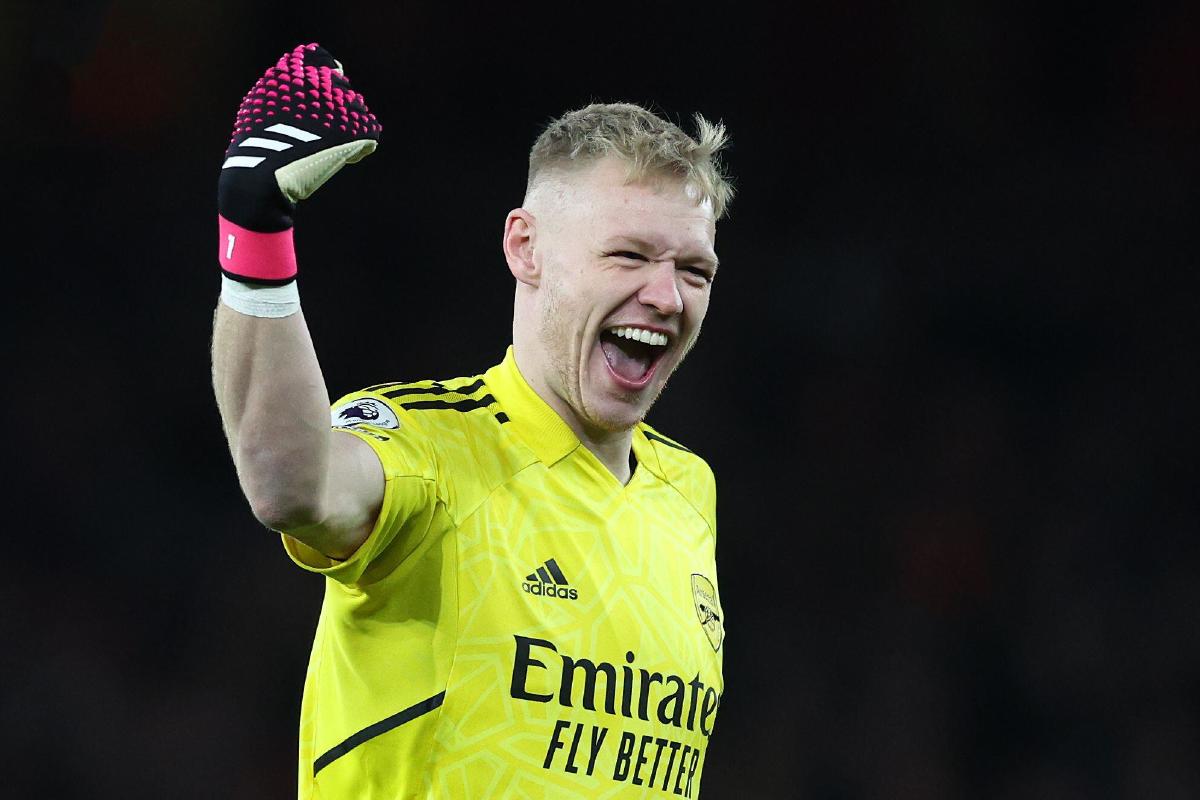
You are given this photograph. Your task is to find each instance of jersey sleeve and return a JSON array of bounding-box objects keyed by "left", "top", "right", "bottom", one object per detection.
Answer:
[{"left": 281, "top": 390, "right": 440, "bottom": 586}]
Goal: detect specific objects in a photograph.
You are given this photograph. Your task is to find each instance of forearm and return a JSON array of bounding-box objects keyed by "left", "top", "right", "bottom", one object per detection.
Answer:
[
  {"left": 210, "top": 43, "right": 383, "bottom": 550},
  {"left": 212, "top": 301, "right": 333, "bottom": 529}
]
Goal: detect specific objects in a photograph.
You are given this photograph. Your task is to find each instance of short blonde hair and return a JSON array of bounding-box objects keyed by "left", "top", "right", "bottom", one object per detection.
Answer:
[{"left": 527, "top": 102, "right": 735, "bottom": 219}]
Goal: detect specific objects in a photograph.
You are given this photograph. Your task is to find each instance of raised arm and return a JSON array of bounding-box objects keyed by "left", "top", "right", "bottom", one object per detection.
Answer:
[{"left": 211, "top": 43, "right": 383, "bottom": 560}]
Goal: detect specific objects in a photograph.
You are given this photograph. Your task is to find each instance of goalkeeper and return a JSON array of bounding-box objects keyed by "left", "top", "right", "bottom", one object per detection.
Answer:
[{"left": 212, "top": 43, "right": 735, "bottom": 799}]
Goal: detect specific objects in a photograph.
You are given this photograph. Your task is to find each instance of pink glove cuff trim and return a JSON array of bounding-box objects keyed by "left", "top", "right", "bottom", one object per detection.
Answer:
[{"left": 218, "top": 216, "right": 297, "bottom": 283}]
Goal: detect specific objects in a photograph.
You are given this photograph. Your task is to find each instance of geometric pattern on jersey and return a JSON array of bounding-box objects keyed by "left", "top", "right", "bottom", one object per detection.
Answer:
[{"left": 282, "top": 346, "right": 724, "bottom": 799}]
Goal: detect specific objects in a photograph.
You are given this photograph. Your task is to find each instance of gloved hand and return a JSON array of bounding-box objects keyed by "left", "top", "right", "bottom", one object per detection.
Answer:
[{"left": 217, "top": 42, "right": 381, "bottom": 285}]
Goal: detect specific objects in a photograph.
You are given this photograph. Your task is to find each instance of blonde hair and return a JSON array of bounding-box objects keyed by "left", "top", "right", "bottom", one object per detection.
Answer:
[{"left": 527, "top": 102, "right": 735, "bottom": 219}]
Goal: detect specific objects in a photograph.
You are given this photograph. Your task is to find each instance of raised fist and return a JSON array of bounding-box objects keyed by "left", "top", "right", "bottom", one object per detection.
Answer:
[{"left": 218, "top": 43, "right": 382, "bottom": 284}]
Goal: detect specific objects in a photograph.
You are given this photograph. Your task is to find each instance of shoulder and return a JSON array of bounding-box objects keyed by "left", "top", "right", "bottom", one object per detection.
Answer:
[
  {"left": 333, "top": 373, "right": 506, "bottom": 437},
  {"left": 333, "top": 372, "right": 533, "bottom": 517},
  {"left": 638, "top": 421, "right": 717, "bottom": 527},
  {"left": 639, "top": 422, "right": 713, "bottom": 477}
]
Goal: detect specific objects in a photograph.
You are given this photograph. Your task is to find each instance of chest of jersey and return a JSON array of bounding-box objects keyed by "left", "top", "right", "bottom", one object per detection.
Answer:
[{"left": 429, "top": 455, "right": 724, "bottom": 797}]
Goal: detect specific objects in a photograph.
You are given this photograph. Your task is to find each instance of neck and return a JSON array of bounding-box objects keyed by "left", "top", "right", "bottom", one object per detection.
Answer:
[
  {"left": 576, "top": 425, "right": 634, "bottom": 484},
  {"left": 511, "top": 343, "right": 635, "bottom": 484},
  {"left": 543, "top": 389, "right": 635, "bottom": 484}
]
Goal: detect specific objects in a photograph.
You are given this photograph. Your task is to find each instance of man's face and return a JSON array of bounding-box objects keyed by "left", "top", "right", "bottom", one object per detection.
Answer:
[{"left": 527, "top": 158, "right": 719, "bottom": 436}]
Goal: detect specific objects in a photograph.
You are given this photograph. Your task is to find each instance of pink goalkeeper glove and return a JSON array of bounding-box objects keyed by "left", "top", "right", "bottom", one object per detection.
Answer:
[{"left": 217, "top": 43, "right": 381, "bottom": 285}]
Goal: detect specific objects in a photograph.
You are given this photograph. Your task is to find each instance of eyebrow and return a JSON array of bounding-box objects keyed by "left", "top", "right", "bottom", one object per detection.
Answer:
[{"left": 603, "top": 237, "right": 720, "bottom": 271}]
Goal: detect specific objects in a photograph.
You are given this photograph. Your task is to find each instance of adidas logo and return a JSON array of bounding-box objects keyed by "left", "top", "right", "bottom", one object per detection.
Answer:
[
  {"left": 221, "top": 123, "right": 323, "bottom": 170},
  {"left": 522, "top": 558, "right": 578, "bottom": 600}
]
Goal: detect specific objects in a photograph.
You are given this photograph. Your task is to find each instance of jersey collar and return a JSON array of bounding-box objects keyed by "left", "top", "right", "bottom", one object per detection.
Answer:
[
  {"left": 485, "top": 347, "right": 669, "bottom": 482},
  {"left": 485, "top": 346, "right": 581, "bottom": 466}
]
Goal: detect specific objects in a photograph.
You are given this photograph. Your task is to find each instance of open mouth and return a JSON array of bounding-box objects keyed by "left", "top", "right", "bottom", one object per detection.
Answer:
[{"left": 599, "top": 326, "right": 670, "bottom": 387}]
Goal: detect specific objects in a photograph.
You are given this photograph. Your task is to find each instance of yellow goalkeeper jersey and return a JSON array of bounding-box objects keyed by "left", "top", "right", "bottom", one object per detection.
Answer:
[{"left": 282, "top": 347, "right": 725, "bottom": 799}]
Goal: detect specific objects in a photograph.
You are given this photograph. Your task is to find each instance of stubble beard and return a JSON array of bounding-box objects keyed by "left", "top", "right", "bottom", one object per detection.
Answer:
[
  {"left": 535, "top": 277, "right": 586, "bottom": 425},
  {"left": 536, "top": 278, "right": 629, "bottom": 435}
]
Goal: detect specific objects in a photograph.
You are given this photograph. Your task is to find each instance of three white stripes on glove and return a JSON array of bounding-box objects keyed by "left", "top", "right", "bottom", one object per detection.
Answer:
[{"left": 222, "top": 124, "right": 322, "bottom": 169}]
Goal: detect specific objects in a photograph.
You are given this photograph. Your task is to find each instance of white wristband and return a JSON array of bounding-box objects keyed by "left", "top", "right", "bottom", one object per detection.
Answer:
[{"left": 220, "top": 275, "right": 301, "bottom": 318}]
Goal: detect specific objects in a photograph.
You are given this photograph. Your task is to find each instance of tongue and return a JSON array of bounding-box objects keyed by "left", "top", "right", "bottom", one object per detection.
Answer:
[{"left": 601, "top": 339, "right": 652, "bottom": 382}]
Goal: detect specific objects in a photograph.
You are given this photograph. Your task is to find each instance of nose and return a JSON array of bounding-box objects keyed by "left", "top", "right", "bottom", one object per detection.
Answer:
[{"left": 638, "top": 261, "right": 684, "bottom": 316}]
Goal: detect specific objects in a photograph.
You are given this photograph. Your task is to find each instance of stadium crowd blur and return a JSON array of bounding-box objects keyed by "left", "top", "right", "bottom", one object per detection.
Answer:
[{"left": 3, "top": 2, "right": 1197, "bottom": 798}]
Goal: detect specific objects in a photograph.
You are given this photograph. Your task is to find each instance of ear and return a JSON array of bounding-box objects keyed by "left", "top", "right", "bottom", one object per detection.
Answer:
[{"left": 503, "top": 208, "right": 540, "bottom": 287}]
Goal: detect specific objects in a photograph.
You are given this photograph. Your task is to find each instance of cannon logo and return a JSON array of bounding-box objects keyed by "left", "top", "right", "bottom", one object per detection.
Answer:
[
  {"left": 691, "top": 574, "right": 723, "bottom": 652},
  {"left": 522, "top": 558, "right": 578, "bottom": 600},
  {"left": 331, "top": 398, "right": 399, "bottom": 430}
]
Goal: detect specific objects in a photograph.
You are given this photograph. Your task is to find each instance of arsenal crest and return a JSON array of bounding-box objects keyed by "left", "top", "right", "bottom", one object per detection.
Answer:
[{"left": 691, "top": 574, "right": 724, "bottom": 651}]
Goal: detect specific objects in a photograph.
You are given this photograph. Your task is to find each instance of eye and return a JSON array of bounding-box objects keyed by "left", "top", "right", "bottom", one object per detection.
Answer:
[
  {"left": 680, "top": 265, "right": 714, "bottom": 284},
  {"left": 608, "top": 251, "right": 647, "bottom": 261}
]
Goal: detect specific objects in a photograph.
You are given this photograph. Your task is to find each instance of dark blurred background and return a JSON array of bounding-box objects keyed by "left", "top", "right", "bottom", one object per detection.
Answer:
[{"left": 3, "top": 1, "right": 1198, "bottom": 797}]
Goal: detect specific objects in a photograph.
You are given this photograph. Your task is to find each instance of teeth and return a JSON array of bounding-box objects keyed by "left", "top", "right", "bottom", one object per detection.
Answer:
[{"left": 609, "top": 326, "right": 668, "bottom": 347}]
